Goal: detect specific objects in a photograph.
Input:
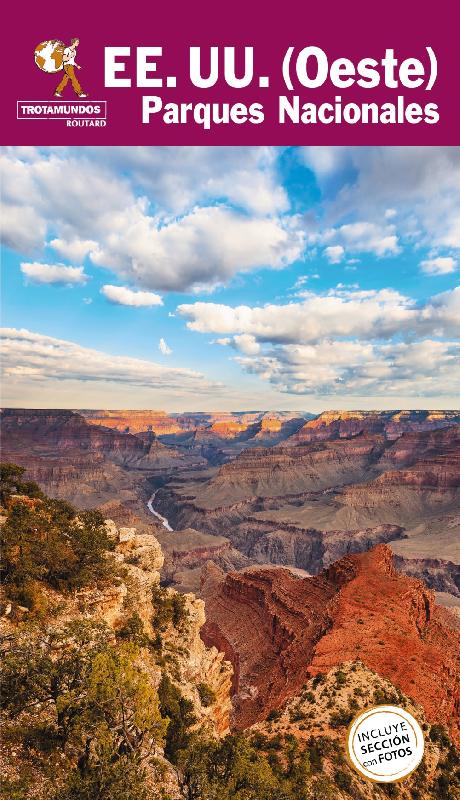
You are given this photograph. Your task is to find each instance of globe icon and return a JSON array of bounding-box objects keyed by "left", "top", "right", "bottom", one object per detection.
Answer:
[{"left": 34, "top": 40, "right": 65, "bottom": 73}]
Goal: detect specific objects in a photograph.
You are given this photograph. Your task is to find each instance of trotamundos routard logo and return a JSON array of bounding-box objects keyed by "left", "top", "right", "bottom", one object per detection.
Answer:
[
  {"left": 35, "top": 38, "right": 87, "bottom": 97},
  {"left": 17, "top": 38, "right": 106, "bottom": 126}
]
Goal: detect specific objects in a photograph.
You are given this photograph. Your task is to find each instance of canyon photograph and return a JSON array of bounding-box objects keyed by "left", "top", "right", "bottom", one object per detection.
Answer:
[{"left": 1, "top": 146, "right": 460, "bottom": 799}]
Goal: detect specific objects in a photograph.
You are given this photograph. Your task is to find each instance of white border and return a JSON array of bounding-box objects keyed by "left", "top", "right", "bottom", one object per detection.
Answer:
[{"left": 17, "top": 100, "right": 107, "bottom": 120}]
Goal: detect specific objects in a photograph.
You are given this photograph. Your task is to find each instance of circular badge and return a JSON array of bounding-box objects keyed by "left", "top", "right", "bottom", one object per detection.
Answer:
[{"left": 347, "top": 705, "right": 424, "bottom": 783}]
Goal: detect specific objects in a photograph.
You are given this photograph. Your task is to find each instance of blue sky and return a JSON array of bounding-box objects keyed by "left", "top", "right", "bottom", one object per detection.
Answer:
[{"left": 1, "top": 146, "right": 459, "bottom": 411}]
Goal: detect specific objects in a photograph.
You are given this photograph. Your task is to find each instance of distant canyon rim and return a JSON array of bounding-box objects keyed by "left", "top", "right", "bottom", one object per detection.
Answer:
[{"left": 1, "top": 406, "right": 458, "bottom": 601}]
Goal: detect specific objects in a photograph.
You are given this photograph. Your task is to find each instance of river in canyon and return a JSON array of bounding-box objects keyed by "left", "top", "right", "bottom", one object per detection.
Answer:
[{"left": 147, "top": 492, "right": 174, "bottom": 531}]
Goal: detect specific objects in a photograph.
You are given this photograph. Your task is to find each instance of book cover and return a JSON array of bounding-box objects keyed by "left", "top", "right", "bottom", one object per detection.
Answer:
[{"left": 1, "top": 3, "right": 459, "bottom": 798}]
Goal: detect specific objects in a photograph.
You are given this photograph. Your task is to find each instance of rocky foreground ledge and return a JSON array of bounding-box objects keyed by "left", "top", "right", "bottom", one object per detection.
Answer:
[{"left": 0, "top": 518, "right": 234, "bottom": 737}]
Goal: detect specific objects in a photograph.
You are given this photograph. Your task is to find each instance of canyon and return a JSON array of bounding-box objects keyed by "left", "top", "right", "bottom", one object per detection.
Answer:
[
  {"left": 2, "top": 408, "right": 459, "bottom": 601},
  {"left": 153, "top": 420, "right": 460, "bottom": 599},
  {"left": 1, "top": 406, "right": 459, "bottom": 797}
]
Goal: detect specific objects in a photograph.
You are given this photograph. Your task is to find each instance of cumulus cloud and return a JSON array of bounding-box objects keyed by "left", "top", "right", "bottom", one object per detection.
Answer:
[
  {"left": 91, "top": 205, "right": 305, "bottom": 293},
  {"left": 101, "top": 285, "right": 163, "bottom": 307},
  {"left": 179, "top": 287, "right": 460, "bottom": 345},
  {"left": 336, "top": 222, "right": 399, "bottom": 256},
  {"left": 159, "top": 338, "right": 172, "bottom": 355},
  {"left": 50, "top": 237, "right": 98, "bottom": 262},
  {"left": 420, "top": 256, "right": 457, "bottom": 276},
  {"left": 86, "top": 146, "right": 289, "bottom": 215},
  {"left": 0, "top": 148, "right": 303, "bottom": 293},
  {"left": 235, "top": 339, "right": 460, "bottom": 397},
  {"left": 316, "top": 222, "right": 399, "bottom": 259},
  {"left": 324, "top": 245, "right": 344, "bottom": 263},
  {"left": 216, "top": 334, "right": 261, "bottom": 356},
  {"left": 301, "top": 146, "right": 460, "bottom": 252},
  {"left": 1, "top": 328, "right": 217, "bottom": 394},
  {"left": 20, "top": 262, "right": 88, "bottom": 285},
  {"left": 177, "top": 285, "right": 460, "bottom": 396}
]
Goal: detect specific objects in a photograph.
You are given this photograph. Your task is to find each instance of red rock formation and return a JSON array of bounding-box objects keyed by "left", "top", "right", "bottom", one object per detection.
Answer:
[
  {"left": 340, "top": 426, "right": 460, "bottom": 495},
  {"left": 290, "top": 410, "right": 460, "bottom": 444},
  {"left": 201, "top": 545, "right": 460, "bottom": 743},
  {"left": 310, "top": 547, "right": 460, "bottom": 743},
  {"left": 199, "top": 421, "right": 249, "bottom": 440},
  {"left": 201, "top": 562, "right": 336, "bottom": 705},
  {"left": 2, "top": 409, "right": 149, "bottom": 462},
  {"left": 81, "top": 410, "right": 308, "bottom": 441},
  {"left": 0, "top": 409, "right": 182, "bottom": 504},
  {"left": 81, "top": 409, "right": 182, "bottom": 435},
  {"left": 382, "top": 424, "right": 460, "bottom": 468},
  {"left": 212, "top": 434, "right": 386, "bottom": 496}
]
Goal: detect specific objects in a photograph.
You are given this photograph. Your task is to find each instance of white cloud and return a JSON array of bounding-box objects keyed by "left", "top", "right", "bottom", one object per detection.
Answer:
[
  {"left": 324, "top": 245, "right": 344, "bottom": 263},
  {"left": 235, "top": 339, "right": 460, "bottom": 397},
  {"left": 0, "top": 148, "right": 303, "bottom": 293},
  {"left": 420, "top": 256, "right": 457, "bottom": 276},
  {"left": 419, "top": 285, "right": 460, "bottom": 334},
  {"left": 301, "top": 146, "right": 460, "bottom": 253},
  {"left": 180, "top": 287, "right": 460, "bottom": 344},
  {"left": 84, "top": 146, "right": 289, "bottom": 215},
  {"left": 159, "top": 338, "right": 172, "bottom": 355},
  {"left": 178, "top": 288, "right": 426, "bottom": 344},
  {"left": 302, "top": 146, "right": 349, "bottom": 178},
  {"left": 101, "top": 285, "right": 163, "bottom": 307},
  {"left": 177, "top": 285, "right": 460, "bottom": 396},
  {"left": 217, "top": 334, "right": 261, "bottom": 356},
  {"left": 1, "top": 328, "right": 217, "bottom": 394},
  {"left": 50, "top": 237, "right": 97, "bottom": 262},
  {"left": 338, "top": 222, "right": 399, "bottom": 256},
  {"left": 1, "top": 202, "right": 46, "bottom": 252},
  {"left": 91, "top": 205, "right": 304, "bottom": 293},
  {"left": 20, "top": 262, "right": 88, "bottom": 285},
  {"left": 316, "top": 221, "right": 399, "bottom": 259}
]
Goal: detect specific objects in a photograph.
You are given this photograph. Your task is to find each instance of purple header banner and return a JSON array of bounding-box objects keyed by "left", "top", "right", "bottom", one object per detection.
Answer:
[{"left": 2, "top": 0, "right": 459, "bottom": 144}]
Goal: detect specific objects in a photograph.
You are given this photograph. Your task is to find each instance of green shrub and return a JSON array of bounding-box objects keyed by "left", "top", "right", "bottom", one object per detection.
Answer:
[
  {"left": 429, "top": 724, "right": 451, "bottom": 748},
  {"left": 0, "top": 490, "right": 115, "bottom": 600},
  {"left": 197, "top": 682, "right": 216, "bottom": 707},
  {"left": 58, "top": 755, "right": 149, "bottom": 800},
  {"left": 329, "top": 708, "right": 353, "bottom": 729},
  {"left": 334, "top": 768, "right": 352, "bottom": 791},
  {"left": 0, "top": 463, "right": 44, "bottom": 507},
  {"left": 266, "top": 708, "right": 282, "bottom": 722},
  {"left": 335, "top": 669, "right": 347, "bottom": 686},
  {"left": 152, "top": 585, "right": 189, "bottom": 632},
  {"left": 158, "top": 673, "right": 196, "bottom": 762},
  {"left": 118, "top": 612, "right": 150, "bottom": 647},
  {"left": 312, "top": 673, "right": 325, "bottom": 688}
]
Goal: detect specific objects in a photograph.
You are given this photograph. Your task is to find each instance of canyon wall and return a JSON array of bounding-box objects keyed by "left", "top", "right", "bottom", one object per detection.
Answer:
[{"left": 201, "top": 545, "right": 460, "bottom": 743}]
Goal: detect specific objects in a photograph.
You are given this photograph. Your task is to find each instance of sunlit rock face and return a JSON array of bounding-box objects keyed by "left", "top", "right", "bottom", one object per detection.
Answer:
[{"left": 201, "top": 545, "right": 460, "bottom": 744}]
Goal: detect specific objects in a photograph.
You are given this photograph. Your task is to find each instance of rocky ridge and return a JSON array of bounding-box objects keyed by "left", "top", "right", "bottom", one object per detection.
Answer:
[
  {"left": 291, "top": 409, "right": 460, "bottom": 443},
  {"left": 201, "top": 545, "right": 460, "bottom": 743}
]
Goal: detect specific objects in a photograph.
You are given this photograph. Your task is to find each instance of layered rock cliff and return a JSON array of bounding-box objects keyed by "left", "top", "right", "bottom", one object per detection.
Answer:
[
  {"left": 157, "top": 423, "right": 459, "bottom": 596},
  {"left": 0, "top": 409, "right": 185, "bottom": 515},
  {"left": 0, "top": 518, "right": 233, "bottom": 736},
  {"left": 81, "top": 409, "right": 183, "bottom": 435},
  {"left": 290, "top": 409, "right": 460, "bottom": 443},
  {"left": 201, "top": 545, "right": 460, "bottom": 743}
]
